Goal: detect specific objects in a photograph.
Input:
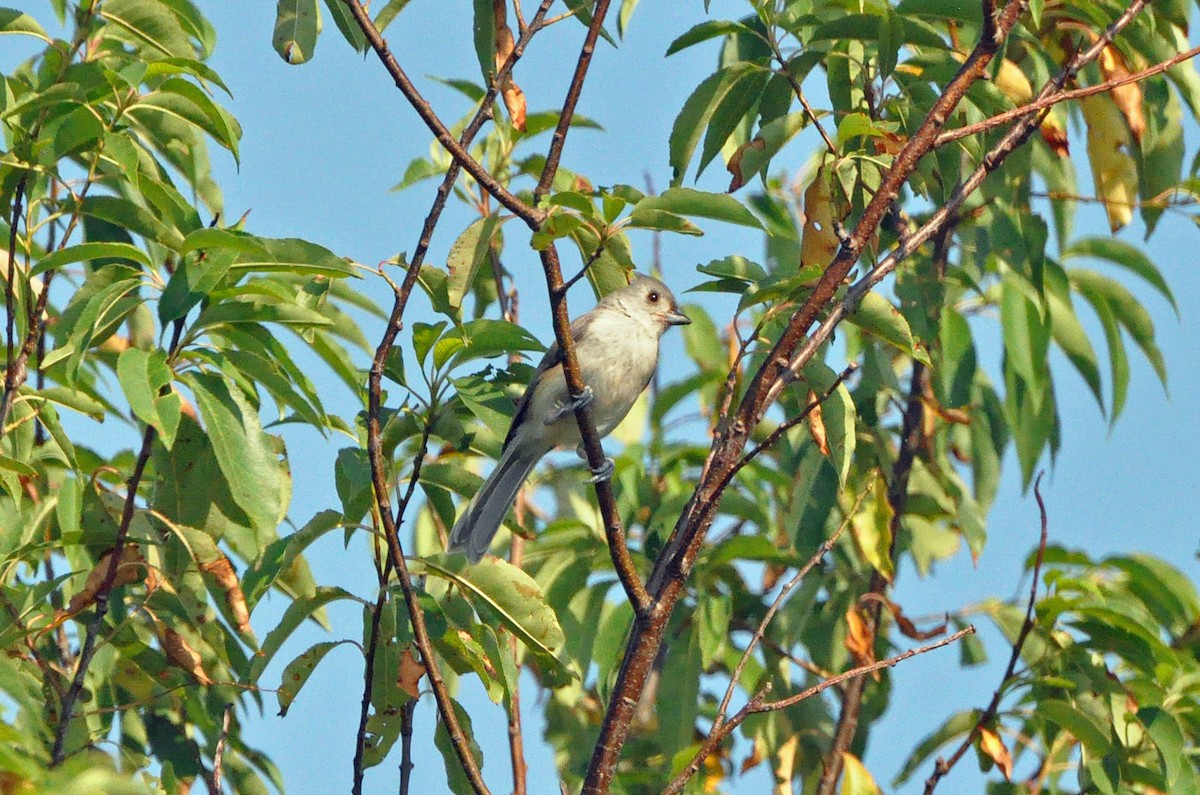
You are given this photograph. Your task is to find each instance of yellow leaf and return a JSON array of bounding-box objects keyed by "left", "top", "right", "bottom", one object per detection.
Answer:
[
  {"left": 851, "top": 486, "right": 894, "bottom": 581},
  {"left": 800, "top": 166, "right": 841, "bottom": 269},
  {"left": 806, "top": 389, "right": 829, "bottom": 455},
  {"left": 1099, "top": 44, "right": 1145, "bottom": 143},
  {"left": 995, "top": 59, "right": 1033, "bottom": 105},
  {"left": 1081, "top": 94, "right": 1137, "bottom": 233},
  {"left": 839, "top": 752, "right": 883, "bottom": 795},
  {"left": 773, "top": 734, "right": 800, "bottom": 795},
  {"left": 979, "top": 726, "right": 1013, "bottom": 781}
]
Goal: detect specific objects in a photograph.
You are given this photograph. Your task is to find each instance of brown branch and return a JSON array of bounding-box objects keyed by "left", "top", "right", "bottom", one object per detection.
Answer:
[
  {"left": 936, "top": 43, "right": 1200, "bottom": 147},
  {"left": 352, "top": 586, "right": 388, "bottom": 795},
  {"left": 524, "top": 0, "right": 652, "bottom": 614},
  {"left": 662, "top": 627, "right": 975, "bottom": 795},
  {"left": 815, "top": 225, "right": 950, "bottom": 795},
  {"left": 584, "top": 5, "right": 1031, "bottom": 791},
  {"left": 399, "top": 701, "right": 416, "bottom": 794},
  {"left": 339, "top": 0, "right": 542, "bottom": 227},
  {"left": 773, "top": 50, "right": 835, "bottom": 155},
  {"left": 350, "top": 3, "right": 557, "bottom": 792},
  {"left": 507, "top": 535, "right": 528, "bottom": 795},
  {"left": 532, "top": 0, "right": 611, "bottom": 201},
  {"left": 211, "top": 703, "right": 233, "bottom": 794},
  {"left": 51, "top": 424, "right": 156, "bottom": 765},
  {"left": 923, "top": 473, "right": 1050, "bottom": 794}
]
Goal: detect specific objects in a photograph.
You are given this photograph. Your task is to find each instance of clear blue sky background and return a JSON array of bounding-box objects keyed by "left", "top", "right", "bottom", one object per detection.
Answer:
[{"left": 9, "top": 2, "right": 1200, "bottom": 792}]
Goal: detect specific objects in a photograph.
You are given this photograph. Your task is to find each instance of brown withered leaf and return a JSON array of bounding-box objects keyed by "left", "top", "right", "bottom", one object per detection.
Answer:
[
  {"left": 161, "top": 626, "right": 214, "bottom": 685},
  {"left": 844, "top": 607, "right": 876, "bottom": 674},
  {"left": 806, "top": 389, "right": 830, "bottom": 456},
  {"left": 65, "top": 544, "right": 147, "bottom": 616},
  {"left": 740, "top": 736, "right": 767, "bottom": 774},
  {"left": 200, "top": 554, "right": 252, "bottom": 636},
  {"left": 1040, "top": 113, "right": 1070, "bottom": 157},
  {"left": 860, "top": 593, "right": 947, "bottom": 641},
  {"left": 727, "top": 137, "right": 766, "bottom": 192},
  {"left": 1099, "top": 44, "right": 1145, "bottom": 143},
  {"left": 800, "top": 166, "right": 841, "bottom": 269},
  {"left": 871, "top": 130, "right": 907, "bottom": 156},
  {"left": 398, "top": 647, "right": 426, "bottom": 700},
  {"left": 493, "top": 7, "right": 526, "bottom": 131},
  {"left": 979, "top": 726, "right": 1013, "bottom": 781}
]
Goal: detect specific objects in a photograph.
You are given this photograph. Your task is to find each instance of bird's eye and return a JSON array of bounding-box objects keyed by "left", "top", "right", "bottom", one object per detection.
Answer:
[{"left": 647, "top": 291, "right": 660, "bottom": 303}]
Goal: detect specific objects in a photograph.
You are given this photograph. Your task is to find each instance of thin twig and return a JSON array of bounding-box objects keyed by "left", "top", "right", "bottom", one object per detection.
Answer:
[
  {"left": 349, "top": 3, "right": 557, "bottom": 791},
  {"left": 352, "top": 587, "right": 388, "bottom": 795},
  {"left": 51, "top": 424, "right": 157, "bottom": 765},
  {"left": 923, "top": 473, "right": 1050, "bottom": 794},
  {"left": 525, "top": 0, "right": 652, "bottom": 615},
  {"left": 661, "top": 627, "right": 975, "bottom": 795},
  {"left": 587, "top": 4, "right": 1031, "bottom": 790},
  {"left": 340, "top": 0, "right": 541, "bottom": 226},
  {"left": 212, "top": 703, "right": 233, "bottom": 793},
  {"left": 399, "top": 700, "right": 416, "bottom": 794},
  {"left": 936, "top": 43, "right": 1200, "bottom": 147}
]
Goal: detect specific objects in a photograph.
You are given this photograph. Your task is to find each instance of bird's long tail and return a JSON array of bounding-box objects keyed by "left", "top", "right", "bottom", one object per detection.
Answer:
[{"left": 448, "top": 443, "right": 541, "bottom": 562}]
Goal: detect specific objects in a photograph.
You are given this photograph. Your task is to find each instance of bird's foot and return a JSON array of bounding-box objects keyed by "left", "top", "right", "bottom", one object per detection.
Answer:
[
  {"left": 545, "top": 385, "right": 594, "bottom": 425},
  {"left": 586, "top": 456, "right": 615, "bottom": 484}
]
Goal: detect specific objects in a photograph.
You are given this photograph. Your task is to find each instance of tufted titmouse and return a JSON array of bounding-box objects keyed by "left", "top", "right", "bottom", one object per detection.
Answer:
[{"left": 448, "top": 273, "right": 691, "bottom": 562}]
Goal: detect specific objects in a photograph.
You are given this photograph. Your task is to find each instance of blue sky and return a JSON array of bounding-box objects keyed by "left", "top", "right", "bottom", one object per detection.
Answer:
[{"left": 8, "top": 2, "right": 1200, "bottom": 792}]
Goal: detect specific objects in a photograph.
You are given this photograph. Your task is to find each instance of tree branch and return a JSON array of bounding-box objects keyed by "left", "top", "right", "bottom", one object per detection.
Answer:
[
  {"left": 923, "top": 473, "right": 1050, "bottom": 794},
  {"left": 339, "top": 0, "right": 542, "bottom": 226},
  {"left": 350, "top": 3, "right": 557, "bottom": 791},
  {"left": 51, "top": 424, "right": 157, "bottom": 765},
  {"left": 936, "top": 43, "right": 1200, "bottom": 148},
  {"left": 662, "top": 626, "right": 975, "bottom": 795},
  {"left": 583, "top": 5, "right": 1031, "bottom": 791}
]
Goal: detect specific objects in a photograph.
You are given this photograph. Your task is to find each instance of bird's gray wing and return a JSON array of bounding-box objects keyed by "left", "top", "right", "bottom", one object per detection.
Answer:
[{"left": 503, "top": 311, "right": 596, "bottom": 449}]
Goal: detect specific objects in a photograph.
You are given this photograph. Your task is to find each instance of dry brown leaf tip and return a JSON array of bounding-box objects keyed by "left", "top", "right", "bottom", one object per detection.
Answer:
[
  {"left": 64, "top": 544, "right": 147, "bottom": 617},
  {"left": 160, "top": 626, "right": 214, "bottom": 686},
  {"left": 979, "top": 725, "right": 1014, "bottom": 780},
  {"left": 200, "top": 554, "right": 252, "bottom": 636},
  {"left": 398, "top": 647, "right": 426, "bottom": 700}
]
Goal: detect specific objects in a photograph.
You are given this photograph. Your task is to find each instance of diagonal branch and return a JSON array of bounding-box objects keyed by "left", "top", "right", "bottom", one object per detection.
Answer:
[
  {"left": 923, "top": 474, "right": 1050, "bottom": 794},
  {"left": 352, "top": 3, "right": 557, "bottom": 792},
  {"left": 584, "top": 6, "right": 1031, "bottom": 790},
  {"left": 51, "top": 424, "right": 157, "bottom": 765},
  {"left": 339, "top": 0, "right": 542, "bottom": 227},
  {"left": 936, "top": 43, "right": 1200, "bottom": 148},
  {"left": 662, "top": 626, "right": 975, "bottom": 795},
  {"left": 525, "top": 0, "right": 652, "bottom": 613}
]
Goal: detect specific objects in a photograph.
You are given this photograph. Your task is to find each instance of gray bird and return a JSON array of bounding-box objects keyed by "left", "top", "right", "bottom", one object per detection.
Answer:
[{"left": 448, "top": 273, "right": 691, "bottom": 562}]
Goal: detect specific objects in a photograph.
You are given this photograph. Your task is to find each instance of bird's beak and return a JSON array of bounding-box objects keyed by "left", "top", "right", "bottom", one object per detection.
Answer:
[{"left": 663, "top": 309, "right": 691, "bottom": 326}]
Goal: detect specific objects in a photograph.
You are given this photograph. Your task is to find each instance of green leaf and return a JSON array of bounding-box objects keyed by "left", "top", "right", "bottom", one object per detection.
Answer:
[
  {"left": 276, "top": 640, "right": 353, "bottom": 716},
  {"left": 101, "top": 0, "right": 195, "bottom": 58},
  {"left": 1044, "top": 264, "right": 1103, "bottom": 415},
  {"left": 471, "top": 0, "right": 494, "bottom": 84},
  {"left": 415, "top": 555, "right": 573, "bottom": 685},
  {"left": 116, "top": 348, "right": 181, "bottom": 448},
  {"left": 320, "top": 0, "right": 366, "bottom": 52},
  {"left": 727, "top": 112, "right": 808, "bottom": 191},
  {"left": 131, "top": 77, "right": 242, "bottom": 163},
  {"left": 158, "top": 248, "right": 236, "bottom": 324},
  {"left": 697, "top": 68, "right": 771, "bottom": 178},
  {"left": 802, "top": 360, "right": 856, "bottom": 485},
  {"left": 0, "top": 9, "right": 51, "bottom": 42},
  {"left": 273, "top": 0, "right": 322, "bottom": 64},
  {"left": 893, "top": 709, "right": 979, "bottom": 786},
  {"left": 447, "top": 215, "right": 507, "bottom": 309},
  {"left": 250, "top": 586, "right": 361, "bottom": 681},
  {"left": 1070, "top": 269, "right": 1167, "bottom": 390},
  {"left": 185, "top": 371, "right": 289, "bottom": 536},
  {"left": 0, "top": 456, "right": 36, "bottom": 477},
  {"left": 1063, "top": 237, "right": 1177, "bottom": 313},
  {"left": 30, "top": 242, "right": 152, "bottom": 277},
  {"left": 242, "top": 510, "right": 342, "bottom": 613},
  {"left": 434, "top": 699, "right": 483, "bottom": 795},
  {"left": 697, "top": 592, "right": 730, "bottom": 670},
  {"left": 373, "top": 0, "right": 412, "bottom": 33},
  {"left": 444, "top": 318, "right": 544, "bottom": 370},
  {"left": 669, "top": 64, "right": 758, "bottom": 185},
  {"left": 616, "top": 0, "right": 640, "bottom": 37},
  {"left": 847, "top": 291, "right": 929, "bottom": 364},
  {"left": 181, "top": 229, "right": 357, "bottom": 277},
  {"left": 624, "top": 209, "right": 703, "bottom": 236},
  {"left": 1037, "top": 699, "right": 1112, "bottom": 756},
  {"left": 665, "top": 19, "right": 753, "bottom": 55},
  {"left": 631, "top": 188, "right": 762, "bottom": 230},
  {"left": 877, "top": 10, "right": 904, "bottom": 79}
]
